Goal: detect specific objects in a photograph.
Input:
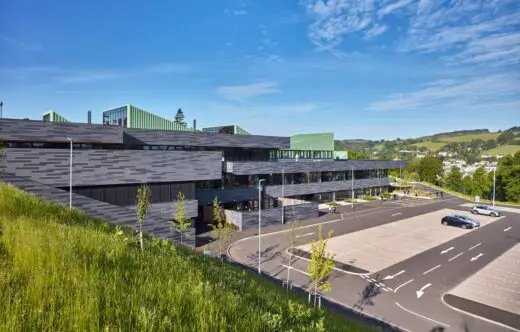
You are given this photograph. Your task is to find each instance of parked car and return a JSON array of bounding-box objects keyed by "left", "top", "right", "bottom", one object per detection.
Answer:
[
  {"left": 441, "top": 215, "right": 480, "bottom": 229},
  {"left": 471, "top": 205, "right": 501, "bottom": 217}
]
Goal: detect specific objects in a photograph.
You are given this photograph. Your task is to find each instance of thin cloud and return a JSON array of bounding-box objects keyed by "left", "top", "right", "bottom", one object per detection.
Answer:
[
  {"left": 216, "top": 82, "right": 280, "bottom": 102},
  {"left": 378, "top": 0, "right": 414, "bottom": 17},
  {"left": 0, "top": 34, "right": 43, "bottom": 51},
  {"left": 364, "top": 24, "right": 387, "bottom": 39},
  {"left": 368, "top": 74, "right": 520, "bottom": 112},
  {"left": 224, "top": 8, "right": 247, "bottom": 16}
]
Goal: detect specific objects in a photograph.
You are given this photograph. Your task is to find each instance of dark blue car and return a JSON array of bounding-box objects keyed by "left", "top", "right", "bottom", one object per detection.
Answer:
[{"left": 441, "top": 215, "right": 480, "bottom": 229}]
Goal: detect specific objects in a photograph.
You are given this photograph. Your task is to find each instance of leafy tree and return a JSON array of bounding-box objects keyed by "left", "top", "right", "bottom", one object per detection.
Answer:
[
  {"left": 462, "top": 176, "right": 474, "bottom": 196},
  {"left": 285, "top": 220, "right": 301, "bottom": 290},
  {"left": 136, "top": 184, "right": 151, "bottom": 252},
  {"left": 174, "top": 108, "right": 186, "bottom": 126},
  {"left": 505, "top": 166, "right": 520, "bottom": 202},
  {"left": 308, "top": 224, "right": 335, "bottom": 307},
  {"left": 444, "top": 167, "right": 463, "bottom": 192},
  {"left": 483, "top": 139, "right": 497, "bottom": 150},
  {"left": 172, "top": 191, "right": 191, "bottom": 246},
  {"left": 472, "top": 166, "right": 491, "bottom": 198},
  {"left": 497, "top": 131, "right": 514, "bottom": 145},
  {"left": 418, "top": 157, "right": 444, "bottom": 183},
  {"left": 210, "top": 196, "right": 232, "bottom": 260}
]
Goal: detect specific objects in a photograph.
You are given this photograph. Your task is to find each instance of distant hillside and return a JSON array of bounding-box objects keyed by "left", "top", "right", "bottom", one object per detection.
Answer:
[{"left": 334, "top": 125, "right": 520, "bottom": 161}]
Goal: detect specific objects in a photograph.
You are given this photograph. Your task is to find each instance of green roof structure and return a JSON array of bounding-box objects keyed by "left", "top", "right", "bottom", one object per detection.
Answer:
[
  {"left": 290, "top": 133, "right": 334, "bottom": 151},
  {"left": 103, "top": 105, "right": 192, "bottom": 131},
  {"left": 202, "top": 124, "right": 251, "bottom": 135},
  {"left": 43, "top": 111, "right": 69, "bottom": 123}
]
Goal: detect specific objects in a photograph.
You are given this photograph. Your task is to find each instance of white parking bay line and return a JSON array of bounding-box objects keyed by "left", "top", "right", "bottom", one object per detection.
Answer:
[
  {"left": 469, "top": 243, "right": 481, "bottom": 251},
  {"left": 449, "top": 253, "right": 463, "bottom": 262},
  {"left": 396, "top": 302, "right": 450, "bottom": 328},
  {"left": 296, "top": 232, "right": 315, "bottom": 238},
  {"left": 504, "top": 227, "right": 512, "bottom": 232},
  {"left": 423, "top": 264, "right": 442, "bottom": 275},
  {"left": 391, "top": 212, "right": 402, "bottom": 216},
  {"left": 394, "top": 279, "right": 414, "bottom": 293}
]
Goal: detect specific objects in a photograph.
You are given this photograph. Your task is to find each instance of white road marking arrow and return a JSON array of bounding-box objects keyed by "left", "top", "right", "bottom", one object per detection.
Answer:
[
  {"left": 441, "top": 247, "right": 454, "bottom": 254},
  {"left": 504, "top": 227, "right": 512, "bottom": 232},
  {"left": 416, "top": 283, "right": 432, "bottom": 299},
  {"left": 383, "top": 270, "right": 405, "bottom": 280},
  {"left": 470, "top": 253, "right": 484, "bottom": 262}
]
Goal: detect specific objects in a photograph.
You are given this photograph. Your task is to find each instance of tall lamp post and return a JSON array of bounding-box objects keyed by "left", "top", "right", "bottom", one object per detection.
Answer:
[
  {"left": 351, "top": 167, "right": 355, "bottom": 208},
  {"left": 492, "top": 166, "right": 496, "bottom": 207},
  {"left": 67, "top": 138, "right": 73, "bottom": 209},
  {"left": 0, "top": 100, "right": 3, "bottom": 119},
  {"left": 281, "top": 166, "right": 285, "bottom": 224},
  {"left": 258, "top": 178, "right": 266, "bottom": 274}
]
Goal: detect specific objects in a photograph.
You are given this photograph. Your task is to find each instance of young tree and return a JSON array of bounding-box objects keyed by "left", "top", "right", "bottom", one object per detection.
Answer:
[
  {"left": 136, "top": 184, "right": 151, "bottom": 252},
  {"left": 462, "top": 176, "right": 474, "bottom": 196},
  {"left": 210, "top": 196, "right": 232, "bottom": 260},
  {"left": 472, "top": 166, "right": 490, "bottom": 197},
  {"left": 307, "top": 224, "right": 335, "bottom": 307},
  {"left": 174, "top": 108, "right": 186, "bottom": 126},
  {"left": 172, "top": 191, "right": 191, "bottom": 246},
  {"left": 285, "top": 220, "right": 301, "bottom": 289}
]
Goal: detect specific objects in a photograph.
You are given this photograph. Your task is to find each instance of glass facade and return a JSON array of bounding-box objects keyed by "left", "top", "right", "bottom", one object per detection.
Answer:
[
  {"left": 103, "top": 106, "right": 127, "bottom": 127},
  {"left": 270, "top": 149, "right": 334, "bottom": 160},
  {"left": 202, "top": 125, "right": 251, "bottom": 135},
  {"left": 223, "top": 169, "right": 389, "bottom": 188}
]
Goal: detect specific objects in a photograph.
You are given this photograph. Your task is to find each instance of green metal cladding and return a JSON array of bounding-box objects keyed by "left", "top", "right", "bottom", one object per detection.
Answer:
[
  {"left": 128, "top": 105, "right": 191, "bottom": 131},
  {"left": 43, "top": 111, "right": 69, "bottom": 123},
  {"left": 233, "top": 125, "right": 250, "bottom": 135},
  {"left": 290, "top": 133, "right": 334, "bottom": 151}
]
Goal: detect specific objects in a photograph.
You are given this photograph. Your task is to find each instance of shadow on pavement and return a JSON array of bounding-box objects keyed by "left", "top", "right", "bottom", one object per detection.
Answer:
[
  {"left": 246, "top": 243, "right": 282, "bottom": 266},
  {"left": 289, "top": 248, "right": 370, "bottom": 274}
]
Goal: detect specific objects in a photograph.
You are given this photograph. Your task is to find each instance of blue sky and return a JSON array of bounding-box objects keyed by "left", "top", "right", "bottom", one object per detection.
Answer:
[{"left": 1, "top": 0, "right": 519, "bottom": 139}]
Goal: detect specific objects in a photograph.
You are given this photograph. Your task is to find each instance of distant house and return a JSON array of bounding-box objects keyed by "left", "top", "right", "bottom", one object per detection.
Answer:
[
  {"left": 480, "top": 154, "right": 492, "bottom": 159},
  {"left": 416, "top": 153, "right": 426, "bottom": 158},
  {"left": 496, "top": 154, "right": 504, "bottom": 159}
]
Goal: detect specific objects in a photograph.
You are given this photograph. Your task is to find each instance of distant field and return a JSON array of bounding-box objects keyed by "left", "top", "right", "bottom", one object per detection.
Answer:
[
  {"left": 483, "top": 145, "right": 520, "bottom": 156},
  {"left": 411, "top": 141, "right": 446, "bottom": 151},
  {"left": 439, "top": 132, "right": 500, "bottom": 143},
  {"left": 373, "top": 144, "right": 384, "bottom": 151}
]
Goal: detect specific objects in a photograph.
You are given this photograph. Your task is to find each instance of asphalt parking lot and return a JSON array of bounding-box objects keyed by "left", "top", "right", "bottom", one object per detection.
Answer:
[
  {"left": 297, "top": 208, "right": 503, "bottom": 273},
  {"left": 445, "top": 243, "right": 520, "bottom": 328}
]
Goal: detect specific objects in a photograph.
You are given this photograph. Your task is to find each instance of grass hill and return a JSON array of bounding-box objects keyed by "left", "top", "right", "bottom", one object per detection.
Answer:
[
  {"left": 439, "top": 132, "right": 500, "bottom": 143},
  {"left": 484, "top": 145, "right": 520, "bottom": 156},
  {"left": 0, "top": 184, "right": 374, "bottom": 332},
  {"left": 411, "top": 141, "right": 447, "bottom": 152}
]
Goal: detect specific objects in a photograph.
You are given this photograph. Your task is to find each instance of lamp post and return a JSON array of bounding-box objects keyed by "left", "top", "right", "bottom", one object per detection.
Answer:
[
  {"left": 351, "top": 167, "right": 355, "bottom": 208},
  {"left": 258, "top": 178, "right": 266, "bottom": 274},
  {"left": 492, "top": 166, "right": 496, "bottom": 207},
  {"left": 281, "top": 166, "right": 285, "bottom": 224},
  {"left": 67, "top": 138, "right": 73, "bottom": 209},
  {"left": 0, "top": 100, "right": 3, "bottom": 118}
]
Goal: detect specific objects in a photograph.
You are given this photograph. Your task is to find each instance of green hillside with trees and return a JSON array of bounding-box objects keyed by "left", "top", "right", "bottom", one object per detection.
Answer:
[{"left": 0, "top": 184, "right": 374, "bottom": 332}]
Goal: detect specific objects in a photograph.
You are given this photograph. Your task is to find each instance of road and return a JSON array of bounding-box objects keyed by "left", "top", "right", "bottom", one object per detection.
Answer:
[{"left": 227, "top": 194, "right": 520, "bottom": 332}]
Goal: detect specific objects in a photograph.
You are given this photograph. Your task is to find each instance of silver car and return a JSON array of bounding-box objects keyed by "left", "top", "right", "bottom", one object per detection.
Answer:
[{"left": 471, "top": 205, "right": 501, "bottom": 217}]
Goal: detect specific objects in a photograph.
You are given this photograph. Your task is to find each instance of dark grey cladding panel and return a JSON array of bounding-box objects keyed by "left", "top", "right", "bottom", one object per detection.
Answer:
[
  {"left": 226, "top": 160, "right": 407, "bottom": 175},
  {"left": 0, "top": 118, "right": 123, "bottom": 144},
  {"left": 5, "top": 148, "right": 222, "bottom": 187},
  {"left": 265, "top": 178, "right": 392, "bottom": 197},
  {"left": 0, "top": 172, "right": 195, "bottom": 247},
  {"left": 124, "top": 129, "right": 290, "bottom": 149},
  {"left": 196, "top": 188, "right": 259, "bottom": 205},
  {"left": 227, "top": 202, "right": 319, "bottom": 231},
  {"left": 129, "top": 200, "right": 198, "bottom": 219}
]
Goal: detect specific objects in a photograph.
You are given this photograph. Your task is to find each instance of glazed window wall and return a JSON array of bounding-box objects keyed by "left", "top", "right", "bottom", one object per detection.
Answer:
[
  {"left": 203, "top": 126, "right": 235, "bottom": 134},
  {"left": 270, "top": 150, "right": 333, "bottom": 160},
  {"left": 195, "top": 180, "right": 222, "bottom": 191},
  {"left": 103, "top": 106, "right": 127, "bottom": 127},
  {"left": 224, "top": 169, "right": 389, "bottom": 188},
  {"left": 6, "top": 142, "right": 124, "bottom": 149}
]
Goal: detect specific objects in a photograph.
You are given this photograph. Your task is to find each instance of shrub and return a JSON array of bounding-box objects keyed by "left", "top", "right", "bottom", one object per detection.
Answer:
[
  {"left": 383, "top": 193, "right": 392, "bottom": 199},
  {"left": 361, "top": 195, "right": 377, "bottom": 201}
]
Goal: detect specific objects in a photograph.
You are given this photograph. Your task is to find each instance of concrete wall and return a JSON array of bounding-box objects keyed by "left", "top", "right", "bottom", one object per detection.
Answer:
[
  {"left": 0, "top": 118, "right": 123, "bottom": 144},
  {"left": 265, "top": 178, "right": 392, "bottom": 197},
  {"left": 225, "top": 160, "right": 407, "bottom": 175},
  {"left": 0, "top": 172, "right": 195, "bottom": 247},
  {"left": 226, "top": 202, "right": 319, "bottom": 231},
  {"left": 5, "top": 148, "right": 222, "bottom": 187}
]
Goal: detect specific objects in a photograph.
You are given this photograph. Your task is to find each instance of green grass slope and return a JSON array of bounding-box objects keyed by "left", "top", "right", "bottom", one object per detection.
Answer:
[
  {"left": 411, "top": 141, "right": 446, "bottom": 151},
  {"left": 439, "top": 132, "right": 500, "bottom": 142},
  {"left": 0, "top": 184, "right": 375, "bottom": 332},
  {"left": 483, "top": 145, "right": 520, "bottom": 156}
]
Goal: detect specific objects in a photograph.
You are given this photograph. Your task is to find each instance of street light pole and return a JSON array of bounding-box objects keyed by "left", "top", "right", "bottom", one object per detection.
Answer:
[
  {"left": 67, "top": 138, "right": 73, "bottom": 209},
  {"left": 258, "top": 178, "right": 266, "bottom": 274},
  {"left": 281, "top": 167, "right": 285, "bottom": 224},
  {"left": 351, "top": 167, "right": 354, "bottom": 208},
  {"left": 0, "top": 101, "right": 3, "bottom": 119},
  {"left": 492, "top": 166, "right": 496, "bottom": 207}
]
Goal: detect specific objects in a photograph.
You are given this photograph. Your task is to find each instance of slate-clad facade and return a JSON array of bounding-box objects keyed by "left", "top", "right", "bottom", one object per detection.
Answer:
[{"left": 1, "top": 115, "right": 406, "bottom": 239}]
